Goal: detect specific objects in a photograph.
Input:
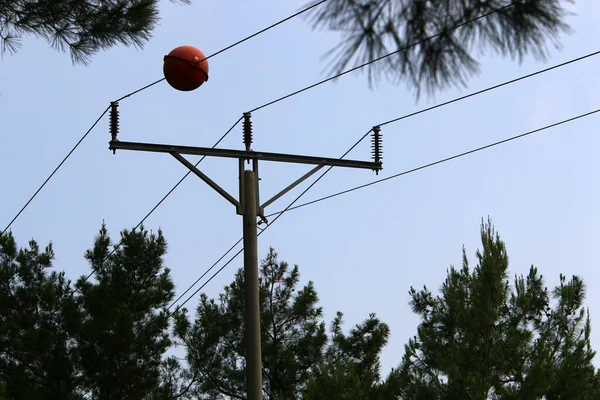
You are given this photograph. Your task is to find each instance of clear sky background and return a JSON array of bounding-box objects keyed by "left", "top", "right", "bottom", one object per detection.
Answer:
[{"left": 1, "top": 0, "right": 599, "bottom": 377}]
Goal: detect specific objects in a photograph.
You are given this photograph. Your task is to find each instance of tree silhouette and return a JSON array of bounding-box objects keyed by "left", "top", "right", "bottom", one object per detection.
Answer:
[
  {"left": 0, "top": 0, "right": 190, "bottom": 64},
  {"left": 305, "top": 0, "right": 573, "bottom": 96}
]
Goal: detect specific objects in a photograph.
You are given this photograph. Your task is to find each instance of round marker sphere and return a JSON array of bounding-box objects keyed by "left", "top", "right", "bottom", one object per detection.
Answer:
[{"left": 163, "top": 46, "right": 209, "bottom": 91}]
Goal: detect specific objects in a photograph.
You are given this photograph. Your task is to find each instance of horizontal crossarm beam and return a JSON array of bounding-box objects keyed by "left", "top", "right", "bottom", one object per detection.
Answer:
[{"left": 110, "top": 140, "right": 382, "bottom": 171}]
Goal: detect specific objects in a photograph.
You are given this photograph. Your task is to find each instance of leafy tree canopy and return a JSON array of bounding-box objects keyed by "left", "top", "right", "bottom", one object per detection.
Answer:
[
  {"left": 0, "top": 224, "right": 177, "bottom": 399},
  {"left": 303, "top": 311, "right": 391, "bottom": 399},
  {"left": 0, "top": 232, "right": 78, "bottom": 398},
  {"left": 3, "top": 219, "right": 599, "bottom": 399},
  {"left": 386, "top": 218, "right": 600, "bottom": 400},
  {"left": 174, "top": 248, "right": 390, "bottom": 399}
]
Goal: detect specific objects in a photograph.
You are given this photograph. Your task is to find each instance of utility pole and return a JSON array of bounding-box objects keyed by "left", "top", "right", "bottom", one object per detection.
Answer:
[
  {"left": 108, "top": 103, "right": 382, "bottom": 400},
  {"left": 243, "top": 168, "right": 262, "bottom": 400}
]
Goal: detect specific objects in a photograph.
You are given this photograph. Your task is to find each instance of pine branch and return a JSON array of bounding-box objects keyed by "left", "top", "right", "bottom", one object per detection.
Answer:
[
  {"left": 305, "top": 0, "right": 572, "bottom": 97},
  {"left": 0, "top": 0, "right": 192, "bottom": 64}
]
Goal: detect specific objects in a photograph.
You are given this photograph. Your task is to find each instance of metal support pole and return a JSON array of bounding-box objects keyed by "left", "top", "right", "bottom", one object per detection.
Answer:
[{"left": 242, "top": 169, "right": 262, "bottom": 400}]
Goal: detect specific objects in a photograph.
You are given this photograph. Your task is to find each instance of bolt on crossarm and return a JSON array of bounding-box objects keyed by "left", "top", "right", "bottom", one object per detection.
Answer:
[{"left": 107, "top": 105, "right": 382, "bottom": 400}]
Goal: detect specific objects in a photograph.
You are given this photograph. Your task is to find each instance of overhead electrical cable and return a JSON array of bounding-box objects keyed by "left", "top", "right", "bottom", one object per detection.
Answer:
[
  {"left": 1, "top": 106, "right": 110, "bottom": 236},
  {"left": 248, "top": 2, "right": 516, "bottom": 113},
  {"left": 115, "top": 0, "right": 328, "bottom": 102},
  {"left": 266, "top": 108, "right": 600, "bottom": 217}
]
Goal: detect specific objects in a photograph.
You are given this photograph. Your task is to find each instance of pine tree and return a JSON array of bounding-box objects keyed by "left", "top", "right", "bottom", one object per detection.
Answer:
[
  {"left": 174, "top": 248, "right": 328, "bottom": 399},
  {"left": 303, "top": 312, "right": 390, "bottom": 399},
  {"left": 147, "top": 357, "right": 198, "bottom": 400},
  {"left": 74, "top": 224, "right": 176, "bottom": 399},
  {"left": 174, "top": 248, "right": 395, "bottom": 399},
  {"left": 305, "top": 0, "right": 572, "bottom": 96},
  {"left": 0, "top": 0, "right": 191, "bottom": 64},
  {"left": 0, "top": 232, "right": 79, "bottom": 399},
  {"left": 387, "top": 218, "right": 600, "bottom": 399},
  {"left": 1, "top": 225, "right": 186, "bottom": 399}
]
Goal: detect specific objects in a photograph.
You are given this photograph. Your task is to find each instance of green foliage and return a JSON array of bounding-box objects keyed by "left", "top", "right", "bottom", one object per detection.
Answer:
[
  {"left": 388, "top": 218, "right": 599, "bottom": 399},
  {"left": 174, "top": 248, "right": 328, "bottom": 399},
  {"left": 0, "top": 232, "right": 78, "bottom": 398},
  {"left": 326, "top": 312, "right": 390, "bottom": 388},
  {"left": 4, "top": 218, "right": 597, "bottom": 399},
  {"left": 0, "top": 224, "right": 177, "bottom": 399},
  {"left": 74, "top": 224, "right": 176, "bottom": 398},
  {"left": 146, "top": 356, "right": 198, "bottom": 400},
  {"left": 303, "top": 312, "right": 390, "bottom": 399},
  {"left": 303, "top": 362, "right": 370, "bottom": 400},
  {"left": 173, "top": 248, "right": 394, "bottom": 399},
  {"left": 305, "top": 0, "right": 572, "bottom": 96},
  {"left": 0, "top": 0, "right": 190, "bottom": 64}
]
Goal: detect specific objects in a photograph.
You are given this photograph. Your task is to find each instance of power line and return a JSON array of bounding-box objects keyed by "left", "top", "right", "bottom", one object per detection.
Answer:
[
  {"left": 252, "top": 48, "right": 600, "bottom": 218},
  {"left": 115, "top": 0, "right": 328, "bottom": 102},
  {"left": 265, "top": 108, "right": 600, "bottom": 217},
  {"left": 172, "top": 101, "right": 598, "bottom": 311},
  {"left": 1, "top": 106, "right": 110, "bottom": 236},
  {"left": 248, "top": 2, "right": 515, "bottom": 113},
  {"left": 1, "top": 0, "right": 327, "bottom": 238},
  {"left": 167, "top": 237, "right": 243, "bottom": 310},
  {"left": 379, "top": 50, "right": 600, "bottom": 127}
]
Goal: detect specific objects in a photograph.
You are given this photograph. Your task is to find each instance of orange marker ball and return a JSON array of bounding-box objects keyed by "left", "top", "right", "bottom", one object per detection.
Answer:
[{"left": 163, "top": 46, "right": 209, "bottom": 91}]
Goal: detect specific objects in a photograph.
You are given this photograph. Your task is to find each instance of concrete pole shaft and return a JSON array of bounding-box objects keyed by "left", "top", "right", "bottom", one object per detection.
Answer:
[{"left": 242, "top": 169, "right": 263, "bottom": 400}]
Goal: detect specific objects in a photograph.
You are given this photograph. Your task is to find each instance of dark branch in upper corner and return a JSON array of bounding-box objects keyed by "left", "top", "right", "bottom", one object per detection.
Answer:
[
  {"left": 303, "top": 0, "right": 572, "bottom": 98},
  {"left": 0, "top": 0, "right": 192, "bottom": 65}
]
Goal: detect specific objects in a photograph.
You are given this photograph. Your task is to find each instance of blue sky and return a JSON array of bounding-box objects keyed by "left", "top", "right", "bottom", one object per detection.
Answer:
[{"left": 1, "top": 0, "right": 599, "bottom": 377}]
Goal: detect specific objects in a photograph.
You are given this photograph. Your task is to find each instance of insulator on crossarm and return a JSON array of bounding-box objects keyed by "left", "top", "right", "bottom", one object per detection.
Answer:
[
  {"left": 243, "top": 112, "right": 253, "bottom": 152},
  {"left": 109, "top": 102, "right": 120, "bottom": 154},
  {"left": 371, "top": 126, "right": 383, "bottom": 174}
]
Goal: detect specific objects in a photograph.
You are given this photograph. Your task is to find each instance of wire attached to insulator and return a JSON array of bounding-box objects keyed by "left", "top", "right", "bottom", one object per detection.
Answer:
[
  {"left": 243, "top": 112, "right": 253, "bottom": 153},
  {"left": 371, "top": 126, "right": 383, "bottom": 175},
  {"left": 110, "top": 101, "right": 120, "bottom": 154}
]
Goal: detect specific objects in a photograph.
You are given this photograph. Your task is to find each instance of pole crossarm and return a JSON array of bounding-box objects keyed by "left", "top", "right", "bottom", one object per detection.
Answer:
[{"left": 110, "top": 140, "right": 382, "bottom": 171}]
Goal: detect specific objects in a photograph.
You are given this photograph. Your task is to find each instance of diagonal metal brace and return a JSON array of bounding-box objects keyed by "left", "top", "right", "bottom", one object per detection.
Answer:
[
  {"left": 260, "top": 164, "right": 325, "bottom": 214},
  {"left": 170, "top": 152, "right": 241, "bottom": 213}
]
